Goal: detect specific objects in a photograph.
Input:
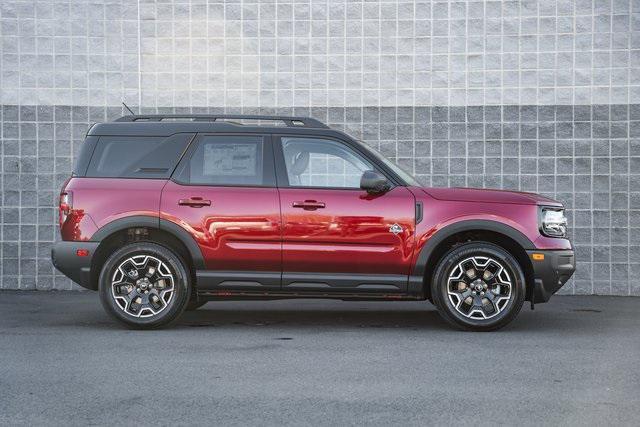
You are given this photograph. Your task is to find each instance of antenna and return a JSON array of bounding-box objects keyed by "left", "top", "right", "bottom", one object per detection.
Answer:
[{"left": 122, "top": 102, "right": 136, "bottom": 115}]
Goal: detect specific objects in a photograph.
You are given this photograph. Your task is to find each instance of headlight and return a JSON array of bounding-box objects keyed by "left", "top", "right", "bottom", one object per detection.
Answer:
[{"left": 540, "top": 208, "right": 567, "bottom": 238}]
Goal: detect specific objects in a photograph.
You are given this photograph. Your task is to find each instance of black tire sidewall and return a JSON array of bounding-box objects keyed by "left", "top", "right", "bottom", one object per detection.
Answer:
[
  {"left": 99, "top": 242, "right": 190, "bottom": 329},
  {"left": 431, "top": 242, "right": 525, "bottom": 331}
]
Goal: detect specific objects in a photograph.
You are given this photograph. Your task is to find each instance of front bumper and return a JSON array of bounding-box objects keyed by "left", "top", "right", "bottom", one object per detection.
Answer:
[
  {"left": 526, "top": 249, "right": 575, "bottom": 303},
  {"left": 51, "top": 241, "right": 99, "bottom": 290}
]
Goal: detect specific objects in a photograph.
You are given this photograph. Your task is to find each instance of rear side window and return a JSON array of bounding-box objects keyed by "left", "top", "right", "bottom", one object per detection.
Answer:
[
  {"left": 85, "top": 134, "right": 193, "bottom": 178},
  {"left": 174, "top": 135, "right": 273, "bottom": 186}
]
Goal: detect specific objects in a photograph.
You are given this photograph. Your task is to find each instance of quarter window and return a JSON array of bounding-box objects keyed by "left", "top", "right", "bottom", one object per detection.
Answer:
[
  {"left": 86, "top": 134, "right": 192, "bottom": 178},
  {"left": 280, "top": 137, "right": 375, "bottom": 188}
]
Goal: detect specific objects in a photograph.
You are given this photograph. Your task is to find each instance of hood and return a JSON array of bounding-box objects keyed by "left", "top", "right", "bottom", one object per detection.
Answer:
[{"left": 421, "top": 187, "right": 563, "bottom": 206}]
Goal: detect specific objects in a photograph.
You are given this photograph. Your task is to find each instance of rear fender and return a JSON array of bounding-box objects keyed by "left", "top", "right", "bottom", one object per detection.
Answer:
[{"left": 90, "top": 215, "right": 205, "bottom": 270}]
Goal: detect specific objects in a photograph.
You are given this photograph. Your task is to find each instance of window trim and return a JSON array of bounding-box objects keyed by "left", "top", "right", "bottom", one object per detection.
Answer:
[
  {"left": 272, "top": 134, "right": 399, "bottom": 190},
  {"left": 170, "top": 132, "right": 277, "bottom": 188},
  {"left": 74, "top": 135, "right": 100, "bottom": 177}
]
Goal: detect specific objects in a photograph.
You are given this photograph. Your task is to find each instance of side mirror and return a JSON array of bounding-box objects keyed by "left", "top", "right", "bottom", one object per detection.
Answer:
[{"left": 360, "top": 170, "right": 390, "bottom": 194}]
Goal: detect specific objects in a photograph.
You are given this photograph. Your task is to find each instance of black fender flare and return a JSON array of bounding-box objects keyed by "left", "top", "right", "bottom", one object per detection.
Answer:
[
  {"left": 91, "top": 215, "right": 158, "bottom": 241},
  {"left": 90, "top": 215, "right": 205, "bottom": 270},
  {"left": 412, "top": 219, "right": 535, "bottom": 278},
  {"left": 159, "top": 219, "right": 206, "bottom": 270}
]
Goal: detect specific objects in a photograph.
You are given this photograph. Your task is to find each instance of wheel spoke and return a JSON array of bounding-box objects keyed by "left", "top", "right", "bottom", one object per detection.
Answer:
[
  {"left": 454, "top": 289, "right": 472, "bottom": 308},
  {"left": 484, "top": 290, "right": 495, "bottom": 301},
  {"left": 460, "top": 288, "right": 472, "bottom": 300},
  {"left": 481, "top": 293, "right": 497, "bottom": 315},
  {"left": 126, "top": 288, "right": 138, "bottom": 300},
  {"left": 472, "top": 294, "right": 483, "bottom": 309}
]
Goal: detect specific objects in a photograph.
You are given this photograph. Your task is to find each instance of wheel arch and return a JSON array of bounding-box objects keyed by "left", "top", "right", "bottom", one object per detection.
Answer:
[
  {"left": 88, "top": 216, "right": 205, "bottom": 290},
  {"left": 414, "top": 220, "right": 535, "bottom": 302}
]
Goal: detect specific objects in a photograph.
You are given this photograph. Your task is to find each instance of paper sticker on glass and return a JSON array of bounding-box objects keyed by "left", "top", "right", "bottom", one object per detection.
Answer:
[{"left": 203, "top": 143, "right": 258, "bottom": 176}]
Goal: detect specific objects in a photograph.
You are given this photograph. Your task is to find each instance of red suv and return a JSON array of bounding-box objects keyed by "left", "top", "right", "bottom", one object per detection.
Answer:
[{"left": 52, "top": 114, "right": 575, "bottom": 330}]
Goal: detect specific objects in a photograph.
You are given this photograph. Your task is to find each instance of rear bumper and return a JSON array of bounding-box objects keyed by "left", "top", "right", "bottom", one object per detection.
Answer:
[
  {"left": 51, "top": 241, "right": 99, "bottom": 290},
  {"left": 526, "top": 249, "right": 576, "bottom": 303}
]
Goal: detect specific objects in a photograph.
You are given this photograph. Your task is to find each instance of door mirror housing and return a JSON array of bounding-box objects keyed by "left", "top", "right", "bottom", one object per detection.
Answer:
[{"left": 360, "top": 170, "right": 391, "bottom": 194}]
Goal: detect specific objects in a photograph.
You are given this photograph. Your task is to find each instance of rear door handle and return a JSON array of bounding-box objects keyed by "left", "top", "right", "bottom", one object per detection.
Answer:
[
  {"left": 178, "top": 197, "right": 211, "bottom": 208},
  {"left": 292, "top": 200, "right": 325, "bottom": 210}
]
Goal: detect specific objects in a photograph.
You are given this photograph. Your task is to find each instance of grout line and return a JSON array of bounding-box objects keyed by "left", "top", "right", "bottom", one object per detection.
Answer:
[{"left": 137, "top": 0, "right": 142, "bottom": 110}]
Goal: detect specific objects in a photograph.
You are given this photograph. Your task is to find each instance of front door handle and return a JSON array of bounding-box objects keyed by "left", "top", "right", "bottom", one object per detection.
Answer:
[
  {"left": 178, "top": 197, "right": 211, "bottom": 208},
  {"left": 292, "top": 200, "right": 326, "bottom": 210}
]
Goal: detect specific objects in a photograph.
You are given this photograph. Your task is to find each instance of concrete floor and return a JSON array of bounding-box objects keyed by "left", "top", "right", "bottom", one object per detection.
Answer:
[{"left": 0, "top": 292, "right": 638, "bottom": 426}]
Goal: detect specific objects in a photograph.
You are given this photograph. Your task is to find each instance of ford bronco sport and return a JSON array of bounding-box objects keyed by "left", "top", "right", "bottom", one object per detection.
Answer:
[{"left": 51, "top": 114, "right": 575, "bottom": 330}]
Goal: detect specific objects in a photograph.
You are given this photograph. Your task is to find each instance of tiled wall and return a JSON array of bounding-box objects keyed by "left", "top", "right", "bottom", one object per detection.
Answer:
[
  {"left": 1, "top": 103, "right": 639, "bottom": 295},
  {"left": 1, "top": 0, "right": 639, "bottom": 295}
]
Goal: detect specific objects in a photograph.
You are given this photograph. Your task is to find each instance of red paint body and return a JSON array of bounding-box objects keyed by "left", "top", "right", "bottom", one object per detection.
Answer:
[
  {"left": 160, "top": 181, "right": 281, "bottom": 272},
  {"left": 410, "top": 187, "right": 572, "bottom": 257},
  {"left": 61, "top": 177, "right": 571, "bottom": 282},
  {"left": 279, "top": 186, "right": 416, "bottom": 275},
  {"left": 60, "top": 178, "right": 165, "bottom": 241}
]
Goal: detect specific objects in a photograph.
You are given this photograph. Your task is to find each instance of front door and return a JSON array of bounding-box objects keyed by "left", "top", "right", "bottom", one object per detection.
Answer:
[
  {"left": 160, "top": 134, "right": 281, "bottom": 291},
  {"left": 275, "top": 136, "right": 416, "bottom": 294}
]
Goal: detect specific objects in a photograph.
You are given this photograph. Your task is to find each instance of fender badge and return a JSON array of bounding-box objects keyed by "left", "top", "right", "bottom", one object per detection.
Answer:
[{"left": 389, "top": 223, "right": 403, "bottom": 235}]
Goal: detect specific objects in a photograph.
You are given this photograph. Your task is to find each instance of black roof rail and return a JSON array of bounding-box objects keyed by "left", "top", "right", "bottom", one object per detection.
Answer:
[{"left": 113, "top": 114, "right": 329, "bottom": 128}]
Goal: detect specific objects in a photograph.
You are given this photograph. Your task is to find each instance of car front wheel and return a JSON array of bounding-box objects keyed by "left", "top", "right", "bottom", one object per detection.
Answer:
[
  {"left": 431, "top": 242, "right": 526, "bottom": 331},
  {"left": 99, "top": 242, "right": 191, "bottom": 329}
]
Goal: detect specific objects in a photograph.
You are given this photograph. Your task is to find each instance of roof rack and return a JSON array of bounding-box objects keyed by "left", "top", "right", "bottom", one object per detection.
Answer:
[{"left": 113, "top": 114, "right": 328, "bottom": 128}]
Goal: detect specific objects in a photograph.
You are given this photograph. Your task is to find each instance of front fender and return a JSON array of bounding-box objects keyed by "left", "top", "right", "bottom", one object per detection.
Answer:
[{"left": 411, "top": 219, "right": 535, "bottom": 278}]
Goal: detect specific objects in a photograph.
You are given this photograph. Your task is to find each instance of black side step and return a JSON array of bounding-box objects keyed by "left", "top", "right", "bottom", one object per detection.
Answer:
[{"left": 196, "top": 290, "right": 421, "bottom": 301}]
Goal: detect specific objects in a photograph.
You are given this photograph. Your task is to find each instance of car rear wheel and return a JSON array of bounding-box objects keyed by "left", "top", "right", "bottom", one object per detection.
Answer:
[
  {"left": 431, "top": 242, "right": 525, "bottom": 331},
  {"left": 99, "top": 242, "right": 190, "bottom": 329}
]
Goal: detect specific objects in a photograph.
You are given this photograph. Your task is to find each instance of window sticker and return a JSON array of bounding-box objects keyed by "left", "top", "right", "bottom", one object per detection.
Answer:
[{"left": 203, "top": 143, "right": 258, "bottom": 176}]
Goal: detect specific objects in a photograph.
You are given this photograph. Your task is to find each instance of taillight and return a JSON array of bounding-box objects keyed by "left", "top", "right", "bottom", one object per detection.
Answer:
[{"left": 59, "top": 191, "right": 73, "bottom": 226}]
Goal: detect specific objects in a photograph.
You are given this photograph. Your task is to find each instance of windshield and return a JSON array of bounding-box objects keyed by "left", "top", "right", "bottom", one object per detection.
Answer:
[{"left": 356, "top": 141, "right": 422, "bottom": 186}]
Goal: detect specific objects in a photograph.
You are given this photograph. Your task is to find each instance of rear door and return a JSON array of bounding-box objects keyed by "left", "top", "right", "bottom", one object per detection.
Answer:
[
  {"left": 160, "top": 133, "right": 281, "bottom": 291},
  {"left": 274, "top": 135, "right": 416, "bottom": 294}
]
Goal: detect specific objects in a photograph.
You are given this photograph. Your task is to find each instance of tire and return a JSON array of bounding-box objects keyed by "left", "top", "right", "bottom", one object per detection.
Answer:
[
  {"left": 99, "top": 242, "right": 191, "bottom": 329},
  {"left": 185, "top": 300, "right": 207, "bottom": 311},
  {"left": 431, "top": 242, "right": 525, "bottom": 331}
]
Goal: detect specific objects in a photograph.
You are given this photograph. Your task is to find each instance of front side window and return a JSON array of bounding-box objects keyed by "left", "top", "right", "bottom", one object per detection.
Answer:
[
  {"left": 175, "top": 135, "right": 266, "bottom": 186},
  {"left": 280, "top": 137, "right": 375, "bottom": 188}
]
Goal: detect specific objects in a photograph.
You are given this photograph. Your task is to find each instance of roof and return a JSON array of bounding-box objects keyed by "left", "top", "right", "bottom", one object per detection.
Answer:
[
  {"left": 114, "top": 114, "right": 328, "bottom": 128},
  {"left": 88, "top": 114, "right": 336, "bottom": 137}
]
